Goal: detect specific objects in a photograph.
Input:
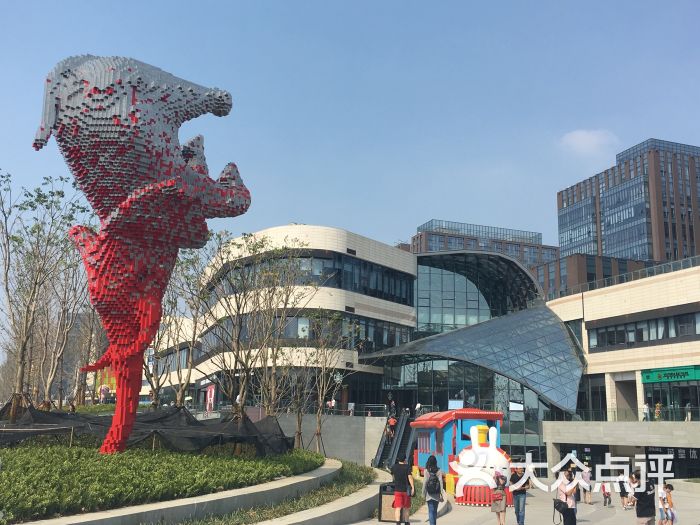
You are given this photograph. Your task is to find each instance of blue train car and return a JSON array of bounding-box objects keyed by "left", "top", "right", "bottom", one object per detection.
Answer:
[{"left": 410, "top": 408, "right": 505, "bottom": 494}]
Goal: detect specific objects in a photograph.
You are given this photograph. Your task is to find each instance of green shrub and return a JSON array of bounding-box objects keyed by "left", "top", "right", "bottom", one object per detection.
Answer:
[
  {"left": 186, "top": 459, "right": 376, "bottom": 524},
  {"left": 0, "top": 444, "right": 323, "bottom": 524}
]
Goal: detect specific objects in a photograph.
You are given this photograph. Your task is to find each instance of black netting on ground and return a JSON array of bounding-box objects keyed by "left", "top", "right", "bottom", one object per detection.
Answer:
[{"left": 0, "top": 402, "right": 292, "bottom": 454}]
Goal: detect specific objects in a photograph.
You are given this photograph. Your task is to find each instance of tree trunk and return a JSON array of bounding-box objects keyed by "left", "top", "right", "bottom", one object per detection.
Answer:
[
  {"left": 295, "top": 409, "right": 304, "bottom": 448},
  {"left": 9, "top": 345, "right": 27, "bottom": 422},
  {"left": 315, "top": 407, "right": 322, "bottom": 454}
]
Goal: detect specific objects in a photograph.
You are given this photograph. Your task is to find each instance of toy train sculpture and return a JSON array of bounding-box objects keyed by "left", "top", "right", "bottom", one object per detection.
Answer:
[{"left": 410, "top": 408, "right": 514, "bottom": 506}]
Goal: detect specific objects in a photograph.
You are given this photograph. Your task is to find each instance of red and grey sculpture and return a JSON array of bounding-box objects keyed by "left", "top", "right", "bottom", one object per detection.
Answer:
[{"left": 33, "top": 55, "right": 251, "bottom": 453}]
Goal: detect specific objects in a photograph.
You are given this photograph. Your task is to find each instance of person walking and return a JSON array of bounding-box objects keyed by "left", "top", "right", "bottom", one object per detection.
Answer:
[
  {"left": 388, "top": 415, "right": 398, "bottom": 443},
  {"left": 617, "top": 470, "right": 629, "bottom": 508},
  {"left": 628, "top": 470, "right": 655, "bottom": 525},
  {"left": 510, "top": 467, "right": 529, "bottom": 525},
  {"left": 602, "top": 481, "right": 612, "bottom": 507},
  {"left": 658, "top": 481, "right": 669, "bottom": 525},
  {"left": 422, "top": 455, "right": 444, "bottom": 525},
  {"left": 685, "top": 402, "right": 692, "bottom": 422},
  {"left": 390, "top": 454, "right": 414, "bottom": 525},
  {"left": 664, "top": 483, "right": 675, "bottom": 524},
  {"left": 491, "top": 471, "right": 508, "bottom": 525},
  {"left": 556, "top": 469, "right": 577, "bottom": 525},
  {"left": 581, "top": 467, "right": 592, "bottom": 504},
  {"left": 643, "top": 401, "right": 651, "bottom": 421}
]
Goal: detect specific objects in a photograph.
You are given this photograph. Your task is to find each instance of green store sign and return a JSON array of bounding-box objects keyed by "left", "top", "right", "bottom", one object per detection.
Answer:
[{"left": 642, "top": 366, "right": 700, "bottom": 384}]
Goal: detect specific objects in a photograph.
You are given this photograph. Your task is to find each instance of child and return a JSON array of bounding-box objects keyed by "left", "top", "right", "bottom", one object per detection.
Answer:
[
  {"left": 602, "top": 481, "right": 612, "bottom": 507},
  {"left": 664, "top": 483, "right": 675, "bottom": 524}
]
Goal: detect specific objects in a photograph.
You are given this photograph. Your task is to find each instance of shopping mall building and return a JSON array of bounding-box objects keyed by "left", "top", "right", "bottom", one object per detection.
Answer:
[{"left": 149, "top": 223, "right": 700, "bottom": 477}]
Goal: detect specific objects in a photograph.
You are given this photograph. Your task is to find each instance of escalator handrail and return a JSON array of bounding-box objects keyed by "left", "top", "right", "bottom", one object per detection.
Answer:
[
  {"left": 387, "top": 412, "right": 408, "bottom": 468},
  {"left": 372, "top": 424, "right": 388, "bottom": 467}
]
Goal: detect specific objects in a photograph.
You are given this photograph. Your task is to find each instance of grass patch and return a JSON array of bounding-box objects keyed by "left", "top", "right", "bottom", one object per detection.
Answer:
[
  {"left": 187, "top": 460, "right": 376, "bottom": 525},
  {"left": 410, "top": 479, "right": 425, "bottom": 515},
  {"left": 0, "top": 443, "right": 323, "bottom": 524}
]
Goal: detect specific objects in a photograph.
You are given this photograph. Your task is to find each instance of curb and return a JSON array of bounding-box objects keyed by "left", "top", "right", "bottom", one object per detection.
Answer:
[
  {"left": 23, "top": 459, "right": 342, "bottom": 525},
  {"left": 257, "top": 468, "right": 392, "bottom": 525}
]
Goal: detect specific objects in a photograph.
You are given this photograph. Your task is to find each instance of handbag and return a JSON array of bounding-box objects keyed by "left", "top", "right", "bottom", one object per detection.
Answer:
[
  {"left": 552, "top": 498, "right": 567, "bottom": 525},
  {"left": 553, "top": 498, "right": 568, "bottom": 513},
  {"left": 492, "top": 490, "right": 504, "bottom": 502}
]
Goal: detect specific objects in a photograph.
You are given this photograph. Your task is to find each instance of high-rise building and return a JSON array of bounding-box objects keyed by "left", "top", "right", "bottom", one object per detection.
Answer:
[
  {"left": 411, "top": 219, "right": 560, "bottom": 267},
  {"left": 529, "top": 253, "right": 650, "bottom": 300},
  {"left": 558, "top": 138, "right": 700, "bottom": 262}
]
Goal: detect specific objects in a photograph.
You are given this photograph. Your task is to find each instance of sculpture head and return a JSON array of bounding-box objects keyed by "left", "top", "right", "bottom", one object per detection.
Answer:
[{"left": 33, "top": 55, "right": 233, "bottom": 219}]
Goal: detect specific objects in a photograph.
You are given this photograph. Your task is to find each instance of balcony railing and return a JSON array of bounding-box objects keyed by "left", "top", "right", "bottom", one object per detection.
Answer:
[
  {"left": 557, "top": 255, "right": 700, "bottom": 298},
  {"left": 544, "top": 406, "right": 700, "bottom": 422}
]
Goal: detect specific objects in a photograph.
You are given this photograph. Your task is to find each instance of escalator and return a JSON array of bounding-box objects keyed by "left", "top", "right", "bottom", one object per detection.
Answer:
[
  {"left": 388, "top": 414, "right": 414, "bottom": 467},
  {"left": 372, "top": 412, "right": 415, "bottom": 469}
]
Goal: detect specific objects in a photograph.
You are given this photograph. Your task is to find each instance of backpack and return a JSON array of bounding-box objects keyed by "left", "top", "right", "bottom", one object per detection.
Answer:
[{"left": 426, "top": 470, "right": 441, "bottom": 496}]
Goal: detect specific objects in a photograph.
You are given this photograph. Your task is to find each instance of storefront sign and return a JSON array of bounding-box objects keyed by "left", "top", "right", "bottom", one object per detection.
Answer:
[{"left": 641, "top": 366, "right": 700, "bottom": 383}]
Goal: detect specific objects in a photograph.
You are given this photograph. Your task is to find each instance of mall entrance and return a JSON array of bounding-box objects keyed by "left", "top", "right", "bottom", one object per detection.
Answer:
[{"left": 643, "top": 366, "right": 700, "bottom": 421}]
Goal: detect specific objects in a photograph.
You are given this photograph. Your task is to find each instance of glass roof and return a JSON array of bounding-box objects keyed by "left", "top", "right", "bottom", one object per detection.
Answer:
[{"left": 364, "top": 303, "right": 584, "bottom": 412}]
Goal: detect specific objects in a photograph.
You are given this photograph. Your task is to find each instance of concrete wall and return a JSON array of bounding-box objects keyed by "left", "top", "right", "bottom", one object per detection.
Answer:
[
  {"left": 542, "top": 420, "right": 700, "bottom": 472},
  {"left": 543, "top": 420, "right": 700, "bottom": 465},
  {"left": 278, "top": 413, "right": 385, "bottom": 465}
]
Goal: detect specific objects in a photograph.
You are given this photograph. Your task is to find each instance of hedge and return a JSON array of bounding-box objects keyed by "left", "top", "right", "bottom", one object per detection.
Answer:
[
  {"left": 0, "top": 444, "right": 323, "bottom": 524},
  {"left": 186, "top": 460, "right": 376, "bottom": 524}
]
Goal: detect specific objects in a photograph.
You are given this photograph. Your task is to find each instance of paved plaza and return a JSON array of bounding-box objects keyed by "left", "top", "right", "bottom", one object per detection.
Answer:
[{"left": 353, "top": 484, "right": 700, "bottom": 524}]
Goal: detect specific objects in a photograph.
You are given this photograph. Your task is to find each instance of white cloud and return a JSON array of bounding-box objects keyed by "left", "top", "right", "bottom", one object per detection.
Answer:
[{"left": 559, "top": 129, "right": 619, "bottom": 157}]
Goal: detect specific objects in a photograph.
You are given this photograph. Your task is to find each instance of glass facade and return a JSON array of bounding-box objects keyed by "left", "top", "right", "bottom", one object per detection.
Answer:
[
  {"left": 206, "top": 249, "right": 414, "bottom": 308},
  {"left": 588, "top": 311, "right": 700, "bottom": 351},
  {"left": 416, "top": 252, "right": 539, "bottom": 335},
  {"left": 418, "top": 219, "right": 542, "bottom": 244},
  {"left": 198, "top": 310, "right": 413, "bottom": 359},
  {"left": 559, "top": 139, "right": 700, "bottom": 261},
  {"left": 558, "top": 197, "right": 598, "bottom": 256},
  {"left": 371, "top": 303, "right": 584, "bottom": 412},
  {"left": 599, "top": 176, "right": 652, "bottom": 260},
  {"left": 382, "top": 356, "right": 561, "bottom": 462}
]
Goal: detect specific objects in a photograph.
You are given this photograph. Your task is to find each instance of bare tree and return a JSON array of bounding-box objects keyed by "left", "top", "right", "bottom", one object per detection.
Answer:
[
  {"left": 0, "top": 173, "right": 88, "bottom": 419},
  {"left": 307, "top": 310, "right": 356, "bottom": 455},
  {"left": 195, "top": 232, "right": 318, "bottom": 418},
  {"left": 69, "top": 306, "right": 106, "bottom": 406},
  {"left": 34, "top": 235, "right": 87, "bottom": 407},
  {"left": 142, "top": 320, "right": 170, "bottom": 408}
]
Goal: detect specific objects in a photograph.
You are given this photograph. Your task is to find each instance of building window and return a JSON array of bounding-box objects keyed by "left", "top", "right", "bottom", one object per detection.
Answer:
[
  {"left": 589, "top": 310, "right": 700, "bottom": 351},
  {"left": 428, "top": 234, "right": 445, "bottom": 252},
  {"left": 447, "top": 236, "right": 464, "bottom": 251}
]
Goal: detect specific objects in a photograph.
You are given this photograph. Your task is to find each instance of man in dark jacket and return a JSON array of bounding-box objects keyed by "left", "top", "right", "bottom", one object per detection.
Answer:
[{"left": 630, "top": 470, "right": 655, "bottom": 525}]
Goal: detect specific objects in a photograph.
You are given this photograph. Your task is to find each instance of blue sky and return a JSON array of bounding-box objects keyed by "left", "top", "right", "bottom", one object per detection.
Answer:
[{"left": 1, "top": 1, "right": 700, "bottom": 246}]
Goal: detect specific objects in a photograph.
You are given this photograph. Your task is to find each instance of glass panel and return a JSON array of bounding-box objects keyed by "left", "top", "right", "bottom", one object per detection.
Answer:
[{"left": 589, "top": 330, "right": 597, "bottom": 349}]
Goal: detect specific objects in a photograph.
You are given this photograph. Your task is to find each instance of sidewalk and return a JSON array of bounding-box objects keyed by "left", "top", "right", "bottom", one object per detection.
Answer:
[{"left": 353, "top": 484, "right": 700, "bottom": 524}]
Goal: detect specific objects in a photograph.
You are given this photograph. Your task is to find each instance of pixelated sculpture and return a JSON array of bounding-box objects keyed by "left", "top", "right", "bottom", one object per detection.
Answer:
[{"left": 33, "top": 56, "right": 251, "bottom": 453}]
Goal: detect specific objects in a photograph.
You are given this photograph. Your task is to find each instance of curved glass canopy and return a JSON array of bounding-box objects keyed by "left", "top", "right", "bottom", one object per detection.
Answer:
[{"left": 364, "top": 303, "right": 583, "bottom": 412}]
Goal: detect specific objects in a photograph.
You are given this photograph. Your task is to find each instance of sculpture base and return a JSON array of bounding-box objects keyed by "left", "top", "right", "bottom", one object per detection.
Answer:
[{"left": 455, "top": 485, "right": 514, "bottom": 507}]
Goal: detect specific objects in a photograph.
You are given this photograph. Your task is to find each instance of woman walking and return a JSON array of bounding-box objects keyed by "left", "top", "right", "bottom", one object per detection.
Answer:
[
  {"left": 556, "top": 469, "right": 577, "bottom": 525},
  {"left": 422, "top": 455, "right": 445, "bottom": 525},
  {"left": 491, "top": 471, "right": 508, "bottom": 525}
]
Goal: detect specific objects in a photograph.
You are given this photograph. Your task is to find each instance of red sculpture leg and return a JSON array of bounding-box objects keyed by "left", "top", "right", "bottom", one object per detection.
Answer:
[{"left": 100, "top": 354, "right": 143, "bottom": 453}]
